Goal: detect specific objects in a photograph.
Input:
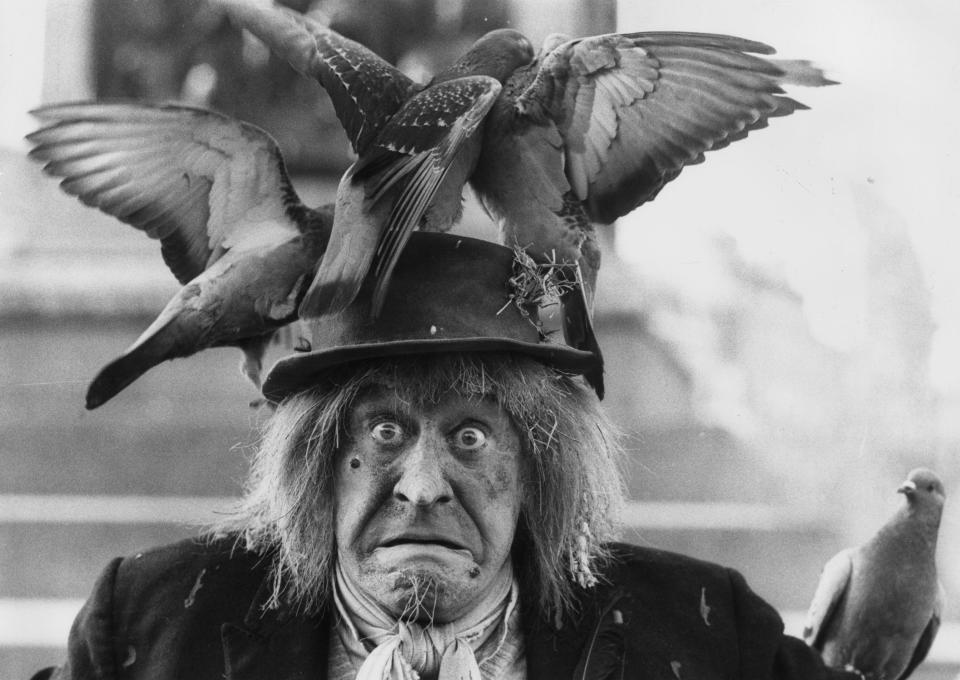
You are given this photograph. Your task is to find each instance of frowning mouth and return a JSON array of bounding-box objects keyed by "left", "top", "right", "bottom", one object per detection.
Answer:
[{"left": 380, "top": 537, "right": 466, "bottom": 551}]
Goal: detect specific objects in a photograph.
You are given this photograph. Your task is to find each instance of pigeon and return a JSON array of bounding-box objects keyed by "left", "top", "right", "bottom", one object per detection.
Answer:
[
  {"left": 213, "top": 0, "right": 534, "bottom": 317},
  {"left": 803, "top": 468, "right": 946, "bottom": 680},
  {"left": 472, "top": 31, "right": 833, "bottom": 373},
  {"left": 28, "top": 102, "right": 334, "bottom": 409},
  {"left": 215, "top": 0, "right": 833, "bottom": 398}
]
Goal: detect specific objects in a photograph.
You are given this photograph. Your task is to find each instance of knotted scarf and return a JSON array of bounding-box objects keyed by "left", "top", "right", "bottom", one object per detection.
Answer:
[{"left": 333, "top": 561, "right": 519, "bottom": 680}]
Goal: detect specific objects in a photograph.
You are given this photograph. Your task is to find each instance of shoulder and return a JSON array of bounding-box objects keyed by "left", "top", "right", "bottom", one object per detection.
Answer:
[
  {"left": 100, "top": 535, "right": 271, "bottom": 660},
  {"left": 597, "top": 541, "right": 784, "bottom": 635},
  {"left": 584, "top": 543, "right": 853, "bottom": 680},
  {"left": 598, "top": 541, "right": 746, "bottom": 601},
  {"left": 602, "top": 541, "right": 735, "bottom": 576},
  {"left": 591, "top": 543, "right": 765, "bottom": 674},
  {"left": 50, "top": 533, "right": 272, "bottom": 679},
  {"left": 113, "top": 532, "right": 266, "bottom": 588},
  {"left": 109, "top": 532, "right": 269, "bottom": 622}
]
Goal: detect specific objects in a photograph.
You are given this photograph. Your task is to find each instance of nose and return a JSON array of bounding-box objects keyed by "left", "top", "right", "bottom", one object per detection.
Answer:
[{"left": 393, "top": 436, "right": 452, "bottom": 506}]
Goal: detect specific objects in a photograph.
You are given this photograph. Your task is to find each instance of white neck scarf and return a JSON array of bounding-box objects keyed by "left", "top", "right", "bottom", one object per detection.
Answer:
[{"left": 333, "top": 561, "right": 519, "bottom": 680}]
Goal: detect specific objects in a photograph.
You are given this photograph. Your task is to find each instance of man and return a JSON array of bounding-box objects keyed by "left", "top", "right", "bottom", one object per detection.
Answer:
[{"left": 35, "top": 233, "right": 856, "bottom": 679}]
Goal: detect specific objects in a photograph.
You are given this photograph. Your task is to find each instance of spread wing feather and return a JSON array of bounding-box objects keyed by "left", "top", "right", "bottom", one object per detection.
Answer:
[
  {"left": 28, "top": 102, "right": 303, "bottom": 284},
  {"left": 516, "top": 32, "right": 833, "bottom": 224},
  {"left": 215, "top": 0, "right": 415, "bottom": 154}
]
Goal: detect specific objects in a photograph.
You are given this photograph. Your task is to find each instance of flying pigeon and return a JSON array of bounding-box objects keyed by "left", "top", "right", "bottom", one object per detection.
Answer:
[
  {"left": 28, "top": 102, "right": 333, "bottom": 409},
  {"left": 215, "top": 1, "right": 833, "bottom": 397},
  {"left": 803, "top": 468, "right": 946, "bottom": 680}
]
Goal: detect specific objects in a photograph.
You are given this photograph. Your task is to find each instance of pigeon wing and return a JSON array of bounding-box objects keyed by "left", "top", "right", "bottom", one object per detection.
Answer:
[
  {"left": 297, "top": 160, "right": 390, "bottom": 318},
  {"left": 802, "top": 548, "right": 853, "bottom": 650},
  {"left": 316, "top": 75, "right": 500, "bottom": 316},
  {"left": 897, "top": 582, "right": 945, "bottom": 680},
  {"left": 515, "top": 32, "right": 834, "bottom": 224},
  {"left": 28, "top": 102, "right": 304, "bottom": 284},
  {"left": 215, "top": 0, "right": 415, "bottom": 154}
]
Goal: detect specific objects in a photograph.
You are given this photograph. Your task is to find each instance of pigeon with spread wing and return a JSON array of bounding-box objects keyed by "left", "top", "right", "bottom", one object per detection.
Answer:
[
  {"left": 28, "top": 103, "right": 333, "bottom": 409},
  {"left": 217, "top": 1, "right": 834, "bottom": 397},
  {"left": 215, "top": 0, "right": 534, "bottom": 317},
  {"left": 473, "top": 32, "right": 833, "bottom": 363},
  {"left": 803, "top": 468, "right": 945, "bottom": 680}
]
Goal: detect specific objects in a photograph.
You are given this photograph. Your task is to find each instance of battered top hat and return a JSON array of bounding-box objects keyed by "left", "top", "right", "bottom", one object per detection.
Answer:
[{"left": 261, "top": 232, "right": 604, "bottom": 403}]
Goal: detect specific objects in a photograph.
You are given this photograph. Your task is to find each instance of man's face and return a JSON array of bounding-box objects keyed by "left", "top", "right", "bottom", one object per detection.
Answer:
[{"left": 334, "top": 387, "right": 522, "bottom": 622}]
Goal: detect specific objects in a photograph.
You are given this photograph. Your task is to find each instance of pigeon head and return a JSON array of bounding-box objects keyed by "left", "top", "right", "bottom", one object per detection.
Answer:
[
  {"left": 897, "top": 468, "right": 945, "bottom": 521},
  {"left": 898, "top": 468, "right": 945, "bottom": 499},
  {"left": 438, "top": 29, "right": 535, "bottom": 84}
]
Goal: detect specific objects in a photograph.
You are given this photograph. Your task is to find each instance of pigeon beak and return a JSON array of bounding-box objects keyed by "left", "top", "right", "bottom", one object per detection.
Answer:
[{"left": 897, "top": 480, "right": 917, "bottom": 495}]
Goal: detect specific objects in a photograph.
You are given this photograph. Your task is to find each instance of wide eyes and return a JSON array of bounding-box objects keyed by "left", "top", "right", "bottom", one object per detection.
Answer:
[
  {"left": 367, "top": 420, "right": 486, "bottom": 452},
  {"left": 370, "top": 421, "right": 404, "bottom": 445},
  {"left": 453, "top": 426, "right": 486, "bottom": 452}
]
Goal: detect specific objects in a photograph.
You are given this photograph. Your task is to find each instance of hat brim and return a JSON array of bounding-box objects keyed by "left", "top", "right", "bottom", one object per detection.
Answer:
[{"left": 262, "top": 337, "right": 598, "bottom": 403}]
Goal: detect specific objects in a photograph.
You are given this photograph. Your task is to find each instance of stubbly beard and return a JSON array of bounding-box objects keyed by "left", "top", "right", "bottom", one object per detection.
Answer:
[{"left": 392, "top": 569, "right": 446, "bottom": 624}]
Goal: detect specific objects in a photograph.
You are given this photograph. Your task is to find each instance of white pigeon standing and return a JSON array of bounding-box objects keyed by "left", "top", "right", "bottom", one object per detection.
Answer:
[{"left": 803, "top": 468, "right": 946, "bottom": 680}]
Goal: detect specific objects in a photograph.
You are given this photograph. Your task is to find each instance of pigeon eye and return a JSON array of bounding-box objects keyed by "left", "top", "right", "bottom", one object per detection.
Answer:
[{"left": 927, "top": 484, "right": 935, "bottom": 492}]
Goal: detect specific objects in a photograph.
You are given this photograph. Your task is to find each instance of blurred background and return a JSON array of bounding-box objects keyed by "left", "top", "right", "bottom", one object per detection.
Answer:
[{"left": 1, "top": 0, "right": 958, "bottom": 677}]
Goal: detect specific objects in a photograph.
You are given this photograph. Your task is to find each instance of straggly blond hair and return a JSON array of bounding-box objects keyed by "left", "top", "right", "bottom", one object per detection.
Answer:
[{"left": 218, "top": 352, "right": 623, "bottom": 622}]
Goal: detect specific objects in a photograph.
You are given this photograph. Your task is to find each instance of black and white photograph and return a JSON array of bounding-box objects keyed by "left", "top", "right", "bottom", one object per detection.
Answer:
[{"left": 1, "top": 0, "right": 958, "bottom": 678}]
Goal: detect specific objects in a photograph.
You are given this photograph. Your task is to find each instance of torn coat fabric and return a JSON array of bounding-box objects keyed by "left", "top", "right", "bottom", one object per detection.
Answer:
[{"left": 32, "top": 538, "right": 856, "bottom": 680}]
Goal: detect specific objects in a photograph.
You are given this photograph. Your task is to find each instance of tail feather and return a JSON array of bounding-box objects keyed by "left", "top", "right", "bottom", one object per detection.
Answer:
[
  {"left": 85, "top": 303, "right": 204, "bottom": 409},
  {"left": 298, "top": 242, "right": 375, "bottom": 317},
  {"left": 561, "top": 263, "right": 604, "bottom": 400},
  {"left": 86, "top": 314, "right": 278, "bottom": 409},
  {"left": 86, "top": 323, "right": 184, "bottom": 409},
  {"left": 298, "top": 163, "right": 390, "bottom": 318}
]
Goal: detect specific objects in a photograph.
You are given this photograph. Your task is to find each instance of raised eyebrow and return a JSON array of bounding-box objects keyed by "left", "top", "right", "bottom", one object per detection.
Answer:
[
  {"left": 351, "top": 393, "right": 410, "bottom": 418},
  {"left": 367, "top": 407, "right": 419, "bottom": 434}
]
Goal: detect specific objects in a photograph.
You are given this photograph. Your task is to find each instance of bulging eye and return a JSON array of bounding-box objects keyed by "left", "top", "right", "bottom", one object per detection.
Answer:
[
  {"left": 371, "top": 421, "right": 404, "bottom": 445},
  {"left": 454, "top": 426, "right": 486, "bottom": 451}
]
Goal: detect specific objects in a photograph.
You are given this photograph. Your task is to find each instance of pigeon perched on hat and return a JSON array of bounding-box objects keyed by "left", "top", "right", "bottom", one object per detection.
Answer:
[
  {"left": 27, "top": 103, "right": 334, "bottom": 409},
  {"left": 215, "top": 0, "right": 836, "bottom": 401},
  {"left": 28, "top": 3, "right": 836, "bottom": 408}
]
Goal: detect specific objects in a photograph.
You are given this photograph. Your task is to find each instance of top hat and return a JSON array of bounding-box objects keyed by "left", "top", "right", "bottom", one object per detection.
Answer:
[{"left": 261, "top": 232, "right": 603, "bottom": 403}]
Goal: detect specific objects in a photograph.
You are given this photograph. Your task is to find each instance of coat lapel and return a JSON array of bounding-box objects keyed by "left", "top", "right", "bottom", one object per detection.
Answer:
[{"left": 222, "top": 576, "right": 331, "bottom": 680}]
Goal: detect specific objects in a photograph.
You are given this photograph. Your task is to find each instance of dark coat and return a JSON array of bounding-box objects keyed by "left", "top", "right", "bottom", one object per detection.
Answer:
[{"left": 32, "top": 536, "right": 855, "bottom": 680}]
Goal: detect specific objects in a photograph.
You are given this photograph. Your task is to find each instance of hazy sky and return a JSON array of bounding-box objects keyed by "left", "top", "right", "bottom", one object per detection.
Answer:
[{"left": 614, "top": 0, "right": 960, "bottom": 393}]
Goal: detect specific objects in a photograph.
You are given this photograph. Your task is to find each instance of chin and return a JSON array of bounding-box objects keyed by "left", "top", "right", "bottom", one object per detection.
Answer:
[
  {"left": 352, "top": 545, "right": 499, "bottom": 622},
  {"left": 375, "top": 567, "right": 476, "bottom": 623}
]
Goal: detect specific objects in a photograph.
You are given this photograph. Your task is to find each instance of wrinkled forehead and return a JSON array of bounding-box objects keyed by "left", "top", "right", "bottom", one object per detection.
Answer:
[
  {"left": 350, "top": 375, "right": 502, "bottom": 416},
  {"left": 344, "top": 355, "right": 517, "bottom": 407}
]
